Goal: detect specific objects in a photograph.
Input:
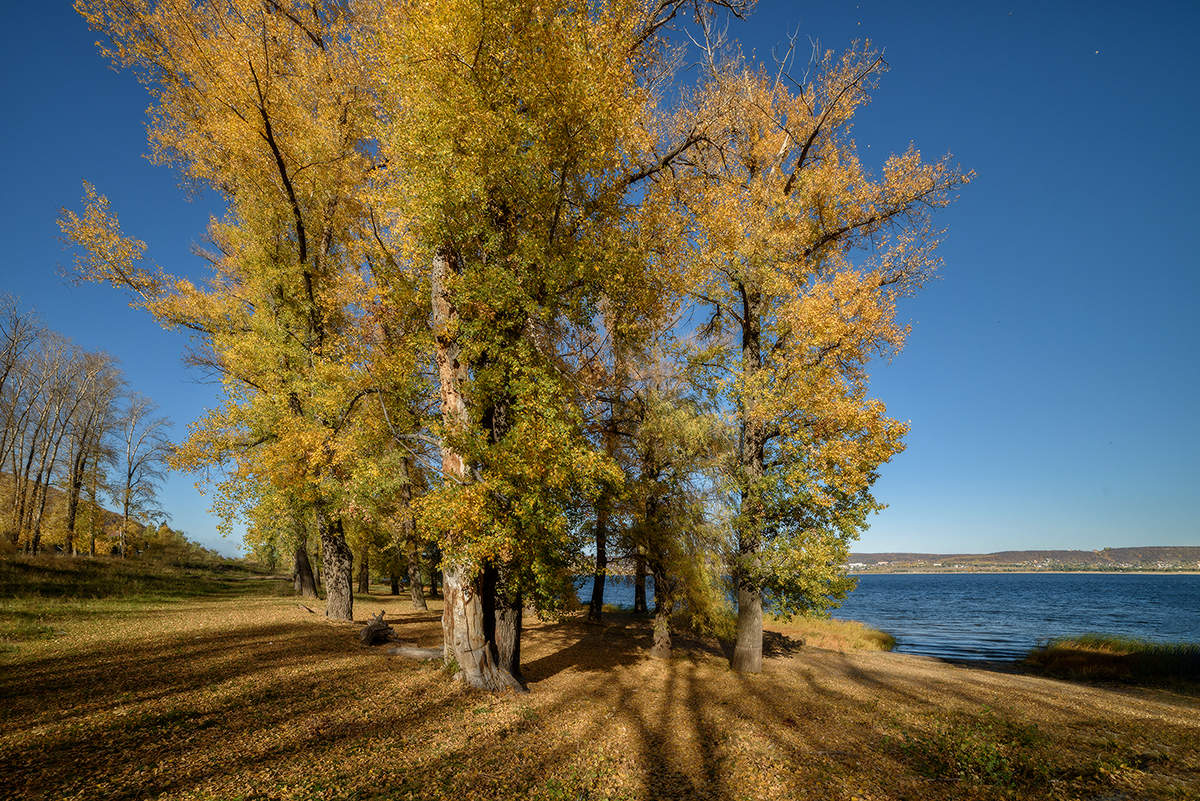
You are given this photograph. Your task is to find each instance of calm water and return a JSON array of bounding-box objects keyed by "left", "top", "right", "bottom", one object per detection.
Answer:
[{"left": 576, "top": 573, "right": 1200, "bottom": 660}]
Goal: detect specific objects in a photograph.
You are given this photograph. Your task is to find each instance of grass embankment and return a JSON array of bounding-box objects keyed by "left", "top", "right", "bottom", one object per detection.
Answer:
[
  {"left": 0, "top": 553, "right": 273, "bottom": 657},
  {"left": 766, "top": 614, "right": 896, "bottom": 652},
  {"left": 1026, "top": 634, "right": 1200, "bottom": 684},
  {"left": 2, "top": 557, "right": 1198, "bottom": 801}
]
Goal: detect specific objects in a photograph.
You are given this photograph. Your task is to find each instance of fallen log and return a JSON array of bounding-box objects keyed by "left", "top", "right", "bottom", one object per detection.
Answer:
[{"left": 359, "top": 610, "right": 394, "bottom": 645}]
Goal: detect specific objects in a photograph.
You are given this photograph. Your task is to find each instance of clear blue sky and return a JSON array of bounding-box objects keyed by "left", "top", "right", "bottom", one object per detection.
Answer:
[{"left": 1, "top": 1, "right": 1197, "bottom": 556}]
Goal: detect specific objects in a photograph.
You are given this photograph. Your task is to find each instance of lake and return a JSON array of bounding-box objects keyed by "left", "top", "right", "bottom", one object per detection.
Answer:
[{"left": 575, "top": 572, "right": 1200, "bottom": 660}]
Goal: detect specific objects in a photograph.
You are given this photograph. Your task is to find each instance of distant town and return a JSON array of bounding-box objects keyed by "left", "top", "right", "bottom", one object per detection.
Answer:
[{"left": 847, "top": 546, "right": 1200, "bottom": 573}]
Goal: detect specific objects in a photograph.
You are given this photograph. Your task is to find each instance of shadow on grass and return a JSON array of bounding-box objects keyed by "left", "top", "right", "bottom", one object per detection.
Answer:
[{"left": 3, "top": 599, "right": 1199, "bottom": 801}]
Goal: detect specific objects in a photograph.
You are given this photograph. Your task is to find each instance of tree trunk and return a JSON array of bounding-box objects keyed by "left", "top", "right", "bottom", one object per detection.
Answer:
[
  {"left": 431, "top": 246, "right": 521, "bottom": 692},
  {"left": 732, "top": 584, "right": 764, "bottom": 672},
  {"left": 442, "top": 562, "right": 524, "bottom": 691},
  {"left": 317, "top": 507, "right": 354, "bottom": 621},
  {"left": 407, "top": 539, "right": 427, "bottom": 610},
  {"left": 294, "top": 541, "right": 318, "bottom": 598},
  {"left": 587, "top": 417, "right": 616, "bottom": 623},
  {"left": 649, "top": 562, "right": 673, "bottom": 658},
  {"left": 399, "top": 457, "right": 426, "bottom": 611},
  {"left": 357, "top": 548, "right": 370, "bottom": 594},
  {"left": 732, "top": 282, "right": 766, "bottom": 674},
  {"left": 633, "top": 551, "right": 647, "bottom": 614}
]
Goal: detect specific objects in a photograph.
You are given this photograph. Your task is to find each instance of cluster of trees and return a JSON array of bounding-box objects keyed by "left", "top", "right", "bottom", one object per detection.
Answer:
[
  {"left": 1, "top": 299, "right": 172, "bottom": 557},
  {"left": 62, "top": 0, "right": 968, "bottom": 689}
]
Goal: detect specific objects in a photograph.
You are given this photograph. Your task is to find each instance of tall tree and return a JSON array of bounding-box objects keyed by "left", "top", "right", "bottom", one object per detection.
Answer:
[
  {"left": 672, "top": 44, "right": 970, "bottom": 672},
  {"left": 66, "top": 0, "right": 383, "bottom": 620},
  {"left": 371, "top": 0, "right": 736, "bottom": 690}
]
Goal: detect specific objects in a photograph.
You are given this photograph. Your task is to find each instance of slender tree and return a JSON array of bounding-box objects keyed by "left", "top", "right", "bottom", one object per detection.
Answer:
[{"left": 114, "top": 394, "right": 170, "bottom": 557}]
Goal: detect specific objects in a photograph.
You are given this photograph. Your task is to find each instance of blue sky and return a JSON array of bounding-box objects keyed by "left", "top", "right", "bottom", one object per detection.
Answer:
[{"left": 1, "top": 1, "right": 1197, "bottom": 555}]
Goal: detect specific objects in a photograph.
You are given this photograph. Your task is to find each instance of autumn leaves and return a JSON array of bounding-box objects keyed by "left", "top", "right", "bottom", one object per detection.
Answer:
[{"left": 62, "top": 0, "right": 966, "bottom": 688}]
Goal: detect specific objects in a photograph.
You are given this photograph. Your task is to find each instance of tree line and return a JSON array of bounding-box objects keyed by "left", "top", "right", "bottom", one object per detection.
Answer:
[
  {"left": 60, "top": 0, "right": 969, "bottom": 690},
  {"left": 0, "top": 298, "right": 171, "bottom": 557}
]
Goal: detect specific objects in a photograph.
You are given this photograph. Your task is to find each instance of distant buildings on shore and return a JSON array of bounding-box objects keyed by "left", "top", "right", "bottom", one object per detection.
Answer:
[{"left": 845, "top": 546, "right": 1200, "bottom": 573}]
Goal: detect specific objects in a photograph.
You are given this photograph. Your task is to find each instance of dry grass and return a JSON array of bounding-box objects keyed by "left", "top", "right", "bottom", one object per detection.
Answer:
[
  {"left": 765, "top": 614, "right": 896, "bottom": 652},
  {"left": 1026, "top": 634, "right": 1200, "bottom": 684},
  {"left": 1, "top": 567, "right": 1198, "bottom": 800}
]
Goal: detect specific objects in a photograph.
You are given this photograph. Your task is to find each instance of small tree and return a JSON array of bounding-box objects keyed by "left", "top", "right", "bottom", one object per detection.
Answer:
[{"left": 115, "top": 394, "right": 170, "bottom": 557}]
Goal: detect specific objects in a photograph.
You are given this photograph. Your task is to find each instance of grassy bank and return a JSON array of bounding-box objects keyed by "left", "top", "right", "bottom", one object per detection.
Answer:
[
  {"left": 1026, "top": 634, "right": 1200, "bottom": 684},
  {"left": 0, "top": 554, "right": 280, "bottom": 658},
  {"left": 2, "top": 561, "right": 1198, "bottom": 800},
  {"left": 766, "top": 614, "right": 896, "bottom": 652}
]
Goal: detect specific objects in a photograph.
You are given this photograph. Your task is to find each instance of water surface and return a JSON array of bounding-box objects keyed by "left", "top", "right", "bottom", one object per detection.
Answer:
[{"left": 576, "top": 573, "right": 1200, "bottom": 660}]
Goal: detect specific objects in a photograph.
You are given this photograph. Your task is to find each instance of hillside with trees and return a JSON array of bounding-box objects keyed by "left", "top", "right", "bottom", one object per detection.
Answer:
[{"left": 1, "top": 299, "right": 172, "bottom": 557}]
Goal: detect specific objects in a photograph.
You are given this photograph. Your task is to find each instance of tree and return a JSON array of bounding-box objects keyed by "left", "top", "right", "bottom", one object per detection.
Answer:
[
  {"left": 114, "top": 394, "right": 170, "bottom": 557},
  {"left": 370, "top": 0, "right": 749, "bottom": 691},
  {"left": 67, "top": 0, "right": 382, "bottom": 620},
  {"left": 670, "top": 42, "right": 970, "bottom": 672}
]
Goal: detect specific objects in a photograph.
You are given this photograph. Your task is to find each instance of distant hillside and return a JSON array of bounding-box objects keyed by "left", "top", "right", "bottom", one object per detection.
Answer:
[{"left": 848, "top": 546, "right": 1200, "bottom": 572}]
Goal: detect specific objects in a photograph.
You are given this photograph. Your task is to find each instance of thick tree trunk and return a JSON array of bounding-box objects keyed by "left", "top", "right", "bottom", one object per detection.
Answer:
[
  {"left": 318, "top": 508, "right": 354, "bottom": 621},
  {"left": 649, "top": 562, "right": 673, "bottom": 658},
  {"left": 431, "top": 246, "right": 522, "bottom": 691},
  {"left": 732, "top": 584, "right": 764, "bottom": 672},
  {"left": 357, "top": 548, "right": 370, "bottom": 594},
  {"left": 294, "top": 542, "right": 318, "bottom": 598},
  {"left": 633, "top": 551, "right": 647, "bottom": 614},
  {"left": 442, "top": 563, "right": 524, "bottom": 691},
  {"left": 732, "top": 282, "right": 766, "bottom": 674}
]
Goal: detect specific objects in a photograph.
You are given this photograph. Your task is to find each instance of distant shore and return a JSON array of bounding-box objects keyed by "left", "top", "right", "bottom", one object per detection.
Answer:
[{"left": 850, "top": 570, "right": 1200, "bottom": 576}]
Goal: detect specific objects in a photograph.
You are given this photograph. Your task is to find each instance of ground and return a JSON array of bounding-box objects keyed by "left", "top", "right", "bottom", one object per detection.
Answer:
[{"left": 0, "top": 563, "right": 1197, "bottom": 801}]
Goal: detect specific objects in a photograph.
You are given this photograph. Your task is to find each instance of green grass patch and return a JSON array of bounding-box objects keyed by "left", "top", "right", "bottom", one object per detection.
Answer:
[
  {"left": 1025, "top": 634, "right": 1200, "bottom": 683},
  {"left": 0, "top": 553, "right": 269, "bottom": 601},
  {"left": 889, "top": 710, "right": 1051, "bottom": 789}
]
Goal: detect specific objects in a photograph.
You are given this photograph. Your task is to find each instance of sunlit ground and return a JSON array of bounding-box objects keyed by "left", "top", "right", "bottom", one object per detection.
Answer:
[{"left": 1, "top": 568, "right": 1197, "bottom": 800}]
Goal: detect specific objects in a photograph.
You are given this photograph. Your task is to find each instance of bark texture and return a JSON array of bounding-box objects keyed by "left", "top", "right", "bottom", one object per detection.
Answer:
[
  {"left": 732, "top": 283, "right": 766, "bottom": 674},
  {"left": 318, "top": 507, "right": 354, "bottom": 621},
  {"left": 431, "top": 246, "right": 522, "bottom": 691}
]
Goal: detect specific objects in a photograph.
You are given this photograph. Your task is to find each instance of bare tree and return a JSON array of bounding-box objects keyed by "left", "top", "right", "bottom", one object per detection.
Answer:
[{"left": 115, "top": 394, "right": 171, "bottom": 557}]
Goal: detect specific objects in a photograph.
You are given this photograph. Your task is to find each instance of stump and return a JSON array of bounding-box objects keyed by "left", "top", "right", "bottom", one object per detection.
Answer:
[{"left": 359, "top": 610, "right": 394, "bottom": 645}]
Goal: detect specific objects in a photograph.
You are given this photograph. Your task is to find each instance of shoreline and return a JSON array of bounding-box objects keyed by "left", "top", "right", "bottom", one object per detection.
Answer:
[{"left": 849, "top": 570, "right": 1200, "bottom": 576}]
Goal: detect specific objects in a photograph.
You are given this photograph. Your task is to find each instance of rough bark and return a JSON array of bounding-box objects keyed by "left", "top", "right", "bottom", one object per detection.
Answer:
[
  {"left": 318, "top": 506, "right": 354, "bottom": 621},
  {"left": 732, "top": 282, "right": 766, "bottom": 674},
  {"left": 407, "top": 540, "right": 427, "bottom": 610},
  {"left": 732, "top": 583, "right": 764, "bottom": 672},
  {"left": 431, "top": 246, "right": 522, "bottom": 691},
  {"left": 648, "top": 560, "right": 674, "bottom": 658},
  {"left": 442, "top": 562, "right": 524, "bottom": 691},
  {"left": 357, "top": 548, "right": 370, "bottom": 594}
]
